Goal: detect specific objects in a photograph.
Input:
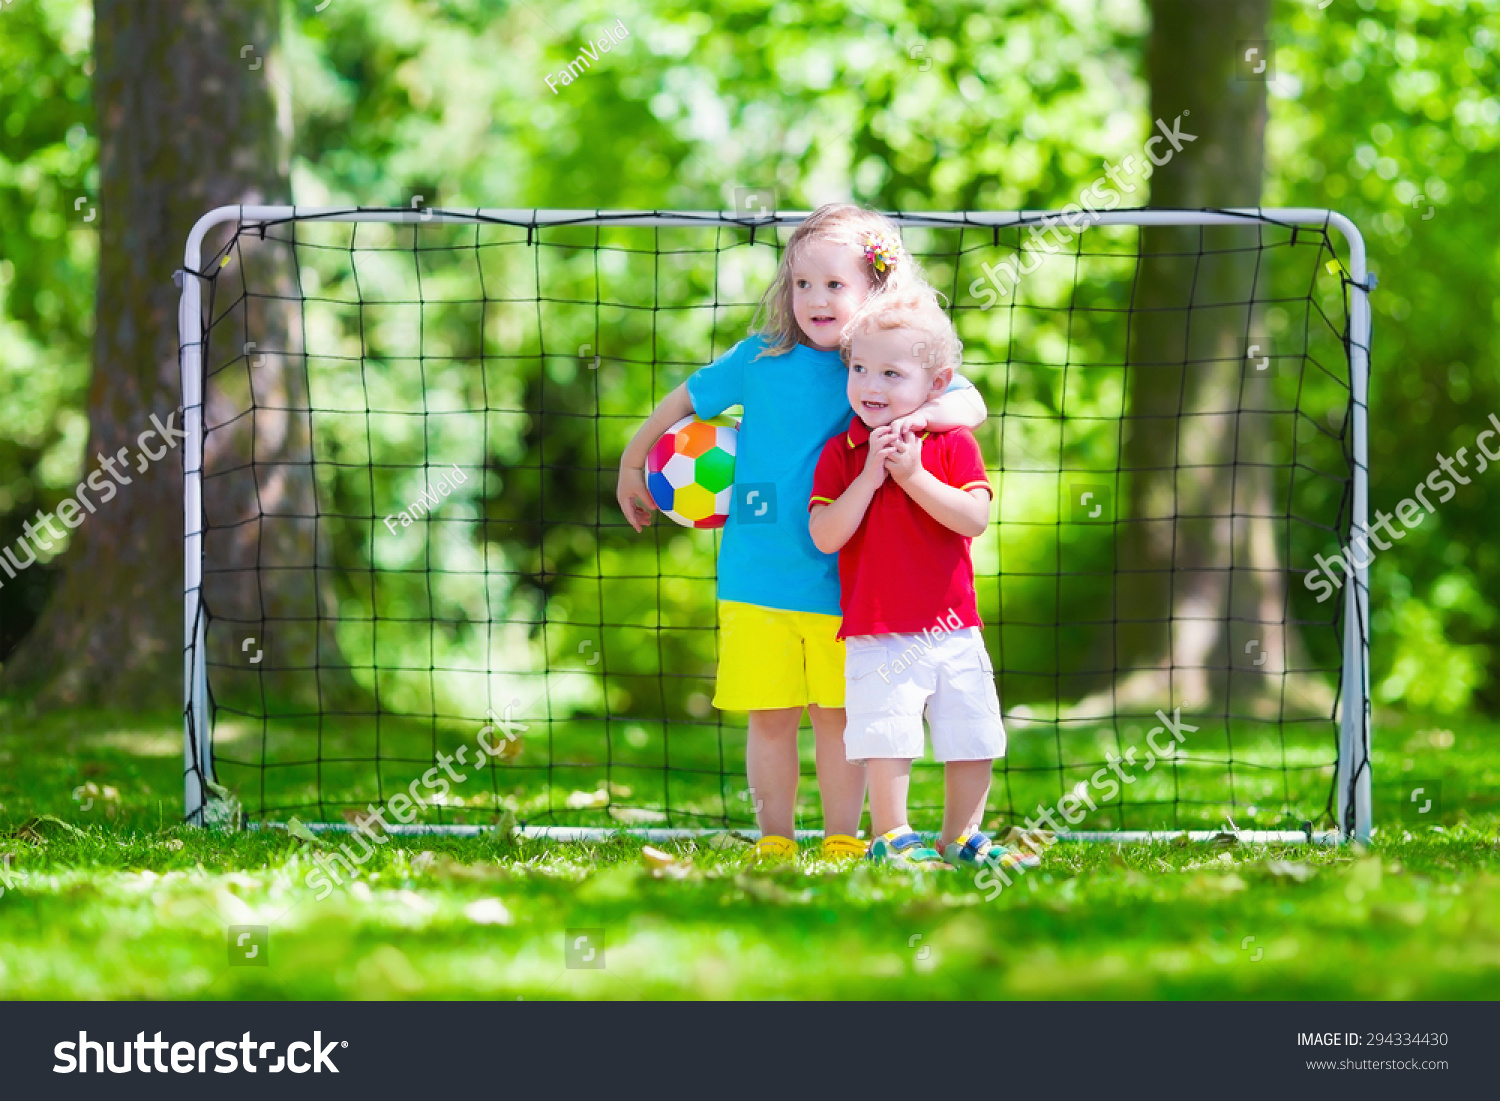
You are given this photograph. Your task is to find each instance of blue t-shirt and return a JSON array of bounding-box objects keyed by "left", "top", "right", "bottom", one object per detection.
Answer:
[{"left": 687, "top": 335, "right": 973, "bottom": 617}]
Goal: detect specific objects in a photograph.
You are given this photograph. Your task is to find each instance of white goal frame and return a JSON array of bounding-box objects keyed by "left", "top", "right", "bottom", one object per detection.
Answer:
[{"left": 177, "top": 206, "right": 1373, "bottom": 843}]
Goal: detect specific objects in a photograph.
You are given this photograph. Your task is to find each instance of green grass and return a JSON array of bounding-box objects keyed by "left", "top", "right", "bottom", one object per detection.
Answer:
[
  {"left": 0, "top": 703, "right": 1497, "bottom": 998},
  {"left": 205, "top": 702, "right": 1344, "bottom": 832}
]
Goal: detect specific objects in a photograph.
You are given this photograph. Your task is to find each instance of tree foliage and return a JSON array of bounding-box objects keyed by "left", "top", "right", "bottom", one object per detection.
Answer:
[{"left": 0, "top": 0, "right": 1495, "bottom": 713}]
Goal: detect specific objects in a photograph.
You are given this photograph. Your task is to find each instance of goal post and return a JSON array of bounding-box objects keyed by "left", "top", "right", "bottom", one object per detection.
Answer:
[{"left": 177, "top": 206, "right": 1373, "bottom": 842}]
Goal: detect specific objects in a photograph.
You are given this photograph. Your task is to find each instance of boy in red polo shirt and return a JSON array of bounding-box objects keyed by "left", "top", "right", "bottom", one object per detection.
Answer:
[{"left": 809, "top": 288, "right": 1035, "bottom": 872}]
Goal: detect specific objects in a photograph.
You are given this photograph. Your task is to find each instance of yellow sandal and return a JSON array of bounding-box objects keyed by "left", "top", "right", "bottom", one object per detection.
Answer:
[
  {"left": 749, "top": 835, "right": 798, "bottom": 862},
  {"left": 820, "top": 833, "right": 867, "bottom": 860}
]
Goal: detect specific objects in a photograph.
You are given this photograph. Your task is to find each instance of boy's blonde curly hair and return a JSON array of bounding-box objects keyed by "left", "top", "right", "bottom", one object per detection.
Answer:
[
  {"left": 750, "top": 203, "right": 925, "bottom": 358},
  {"left": 838, "top": 285, "right": 963, "bottom": 374}
]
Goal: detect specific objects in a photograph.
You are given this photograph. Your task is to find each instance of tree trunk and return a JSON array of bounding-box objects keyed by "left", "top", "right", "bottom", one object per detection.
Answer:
[
  {"left": 1105, "top": 0, "right": 1303, "bottom": 715},
  {"left": 3, "top": 1, "right": 358, "bottom": 712}
]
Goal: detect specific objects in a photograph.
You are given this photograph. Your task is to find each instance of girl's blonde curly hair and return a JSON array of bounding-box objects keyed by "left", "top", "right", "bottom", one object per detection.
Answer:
[{"left": 750, "top": 203, "right": 925, "bottom": 358}]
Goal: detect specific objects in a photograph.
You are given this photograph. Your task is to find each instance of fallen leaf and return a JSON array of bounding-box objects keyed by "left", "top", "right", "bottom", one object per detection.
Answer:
[
  {"left": 463, "top": 897, "right": 513, "bottom": 925},
  {"left": 641, "top": 845, "right": 693, "bottom": 878},
  {"left": 410, "top": 850, "right": 437, "bottom": 874},
  {"left": 4, "top": 815, "right": 86, "bottom": 845},
  {"left": 1184, "top": 872, "right": 1247, "bottom": 896},
  {"left": 733, "top": 873, "right": 794, "bottom": 901},
  {"left": 417, "top": 854, "right": 509, "bottom": 881},
  {"left": 641, "top": 845, "right": 679, "bottom": 869},
  {"left": 202, "top": 782, "right": 243, "bottom": 832},
  {"left": 1264, "top": 859, "right": 1316, "bottom": 881},
  {"left": 999, "top": 827, "right": 1055, "bottom": 858},
  {"left": 285, "top": 818, "right": 321, "bottom": 845},
  {"left": 706, "top": 832, "right": 751, "bottom": 851}
]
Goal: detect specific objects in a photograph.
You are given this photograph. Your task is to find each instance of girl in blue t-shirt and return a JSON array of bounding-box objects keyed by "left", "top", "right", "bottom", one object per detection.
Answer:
[{"left": 616, "top": 203, "right": 987, "bottom": 861}]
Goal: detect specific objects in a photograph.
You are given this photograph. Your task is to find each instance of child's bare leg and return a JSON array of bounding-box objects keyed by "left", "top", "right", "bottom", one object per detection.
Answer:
[
  {"left": 939, "top": 759, "right": 993, "bottom": 851},
  {"left": 746, "top": 707, "right": 803, "bottom": 839},
  {"left": 808, "top": 705, "right": 865, "bottom": 837},
  {"left": 866, "top": 758, "right": 914, "bottom": 838}
]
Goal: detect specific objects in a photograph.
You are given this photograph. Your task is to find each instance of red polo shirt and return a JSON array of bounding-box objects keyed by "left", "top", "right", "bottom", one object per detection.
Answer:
[{"left": 809, "top": 418, "right": 991, "bottom": 639}]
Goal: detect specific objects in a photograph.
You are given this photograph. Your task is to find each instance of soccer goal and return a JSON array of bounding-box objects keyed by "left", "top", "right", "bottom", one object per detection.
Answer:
[{"left": 177, "top": 206, "right": 1372, "bottom": 843}]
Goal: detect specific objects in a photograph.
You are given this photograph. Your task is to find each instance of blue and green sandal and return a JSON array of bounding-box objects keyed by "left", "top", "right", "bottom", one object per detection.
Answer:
[
  {"left": 941, "top": 830, "right": 1043, "bottom": 871},
  {"left": 867, "top": 827, "right": 944, "bottom": 869}
]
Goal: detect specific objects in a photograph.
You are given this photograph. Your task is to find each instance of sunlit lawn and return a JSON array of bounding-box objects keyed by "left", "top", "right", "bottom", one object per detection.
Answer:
[
  {"left": 0, "top": 702, "right": 1496, "bottom": 999},
  {"left": 185, "top": 700, "right": 1353, "bottom": 832}
]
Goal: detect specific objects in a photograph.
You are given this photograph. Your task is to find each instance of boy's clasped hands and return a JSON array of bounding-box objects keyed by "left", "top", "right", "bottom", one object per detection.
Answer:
[{"left": 860, "top": 419, "right": 925, "bottom": 489}]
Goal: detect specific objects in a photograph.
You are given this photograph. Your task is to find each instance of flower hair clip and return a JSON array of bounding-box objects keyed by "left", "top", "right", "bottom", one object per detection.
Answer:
[{"left": 863, "top": 231, "right": 902, "bottom": 274}]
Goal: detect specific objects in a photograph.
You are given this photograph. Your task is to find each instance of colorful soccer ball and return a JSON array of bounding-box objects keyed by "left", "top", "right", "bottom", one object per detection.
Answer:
[{"left": 644, "top": 414, "right": 738, "bottom": 529}]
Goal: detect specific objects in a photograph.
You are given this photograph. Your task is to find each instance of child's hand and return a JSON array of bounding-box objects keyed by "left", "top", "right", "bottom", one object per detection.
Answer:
[
  {"left": 887, "top": 409, "right": 930, "bottom": 437},
  {"left": 886, "top": 427, "right": 924, "bottom": 484},
  {"left": 616, "top": 465, "right": 657, "bottom": 532},
  {"left": 861, "top": 426, "right": 898, "bottom": 488}
]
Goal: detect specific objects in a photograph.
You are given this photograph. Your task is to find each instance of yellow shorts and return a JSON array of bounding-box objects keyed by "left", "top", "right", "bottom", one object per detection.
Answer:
[{"left": 713, "top": 600, "right": 846, "bottom": 712}]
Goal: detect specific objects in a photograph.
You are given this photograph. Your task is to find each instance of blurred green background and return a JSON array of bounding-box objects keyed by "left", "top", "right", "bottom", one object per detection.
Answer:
[
  {"left": 1, "top": 0, "right": 1496, "bottom": 837},
  {"left": 3, "top": 0, "right": 1495, "bottom": 713}
]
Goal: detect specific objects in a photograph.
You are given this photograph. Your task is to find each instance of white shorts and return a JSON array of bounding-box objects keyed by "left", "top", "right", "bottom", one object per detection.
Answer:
[{"left": 843, "top": 627, "right": 1006, "bottom": 763}]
